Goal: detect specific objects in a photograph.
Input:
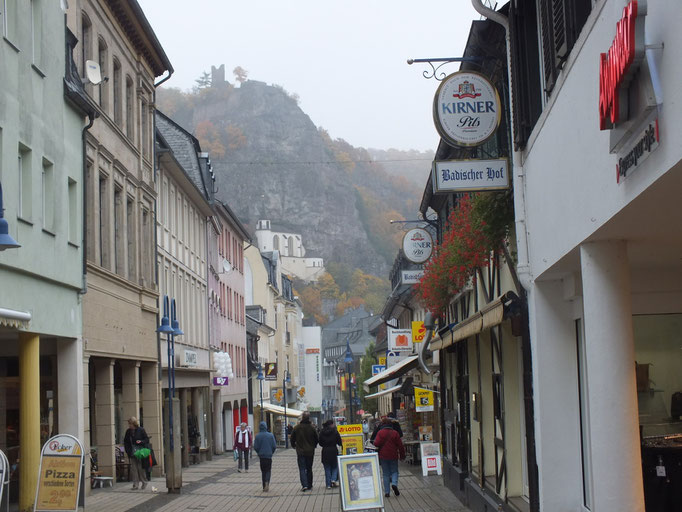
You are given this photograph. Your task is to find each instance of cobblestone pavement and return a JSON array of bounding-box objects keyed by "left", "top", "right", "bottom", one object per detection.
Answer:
[{"left": 86, "top": 449, "right": 468, "bottom": 511}]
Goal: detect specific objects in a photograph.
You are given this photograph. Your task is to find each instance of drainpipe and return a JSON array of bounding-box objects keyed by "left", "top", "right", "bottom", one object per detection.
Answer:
[
  {"left": 470, "top": 3, "right": 538, "bottom": 511},
  {"left": 80, "top": 112, "right": 96, "bottom": 294}
]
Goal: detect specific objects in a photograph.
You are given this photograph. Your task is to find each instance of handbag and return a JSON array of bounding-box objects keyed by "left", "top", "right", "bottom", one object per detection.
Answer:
[{"left": 233, "top": 450, "right": 239, "bottom": 461}]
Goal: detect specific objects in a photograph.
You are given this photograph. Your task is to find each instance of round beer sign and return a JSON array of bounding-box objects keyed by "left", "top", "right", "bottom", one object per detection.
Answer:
[
  {"left": 433, "top": 71, "right": 501, "bottom": 147},
  {"left": 402, "top": 228, "right": 433, "bottom": 264}
]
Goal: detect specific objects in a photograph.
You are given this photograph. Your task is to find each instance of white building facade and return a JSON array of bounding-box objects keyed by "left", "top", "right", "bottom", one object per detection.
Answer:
[{"left": 496, "top": 0, "right": 682, "bottom": 510}]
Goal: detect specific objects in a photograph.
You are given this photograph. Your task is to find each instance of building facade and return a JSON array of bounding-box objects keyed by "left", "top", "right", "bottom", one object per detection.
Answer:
[
  {"left": 0, "top": 2, "right": 95, "bottom": 507},
  {"left": 156, "top": 112, "right": 213, "bottom": 465},
  {"left": 498, "top": 0, "right": 682, "bottom": 509}
]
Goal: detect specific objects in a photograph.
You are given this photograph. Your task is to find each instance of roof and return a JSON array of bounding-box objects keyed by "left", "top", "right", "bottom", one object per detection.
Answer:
[
  {"left": 106, "top": 0, "right": 173, "bottom": 78},
  {"left": 156, "top": 111, "right": 212, "bottom": 202}
]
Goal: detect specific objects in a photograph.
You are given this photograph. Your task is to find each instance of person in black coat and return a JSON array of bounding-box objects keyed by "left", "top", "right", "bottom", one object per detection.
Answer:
[
  {"left": 123, "top": 417, "right": 149, "bottom": 490},
  {"left": 370, "top": 411, "right": 402, "bottom": 443},
  {"left": 318, "top": 420, "right": 343, "bottom": 489}
]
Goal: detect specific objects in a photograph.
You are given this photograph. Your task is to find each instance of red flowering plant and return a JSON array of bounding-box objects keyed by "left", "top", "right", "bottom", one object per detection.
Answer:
[{"left": 416, "top": 192, "right": 512, "bottom": 315}]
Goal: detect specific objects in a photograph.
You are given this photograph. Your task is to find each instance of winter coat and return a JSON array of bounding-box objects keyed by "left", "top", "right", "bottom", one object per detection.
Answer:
[
  {"left": 318, "top": 426, "right": 343, "bottom": 466},
  {"left": 291, "top": 418, "right": 318, "bottom": 457},
  {"left": 123, "top": 426, "right": 149, "bottom": 458},
  {"left": 369, "top": 419, "right": 402, "bottom": 443},
  {"left": 233, "top": 427, "right": 252, "bottom": 451},
  {"left": 374, "top": 426, "right": 405, "bottom": 461},
  {"left": 253, "top": 421, "right": 277, "bottom": 459}
]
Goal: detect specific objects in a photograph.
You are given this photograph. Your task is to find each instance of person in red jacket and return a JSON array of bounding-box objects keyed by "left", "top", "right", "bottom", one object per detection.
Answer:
[{"left": 373, "top": 416, "right": 405, "bottom": 497}]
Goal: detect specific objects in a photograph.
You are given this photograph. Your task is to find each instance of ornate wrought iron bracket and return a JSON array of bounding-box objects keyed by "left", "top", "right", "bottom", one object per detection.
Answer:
[{"left": 407, "top": 57, "right": 484, "bottom": 81}]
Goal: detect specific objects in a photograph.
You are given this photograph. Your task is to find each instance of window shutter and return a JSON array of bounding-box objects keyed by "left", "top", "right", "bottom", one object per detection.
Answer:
[
  {"left": 553, "top": 0, "right": 568, "bottom": 62},
  {"left": 539, "top": 0, "right": 558, "bottom": 93}
]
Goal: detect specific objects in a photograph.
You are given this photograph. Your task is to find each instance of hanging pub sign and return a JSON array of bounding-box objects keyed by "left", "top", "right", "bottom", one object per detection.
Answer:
[
  {"left": 433, "top": 71, "right": 501, "bottom": 147},
  {"left": 402, "top": 228, "right": 433, "bottom": 264},
  {"left": 34, "top": 434, "right": 84, "bottom": 512},
  {"left": 432, "top": 158, "right": 509, "bottom": 193}
]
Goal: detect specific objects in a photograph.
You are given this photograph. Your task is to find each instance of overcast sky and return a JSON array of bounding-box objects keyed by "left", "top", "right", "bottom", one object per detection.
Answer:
[{"left": 138, "top": 0, "right": 481, "bottom": 151}]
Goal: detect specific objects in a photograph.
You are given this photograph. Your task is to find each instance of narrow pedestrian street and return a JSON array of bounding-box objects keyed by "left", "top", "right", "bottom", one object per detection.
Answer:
[{"left": 86, "top": 449, "right": 466, "bottom": 512}]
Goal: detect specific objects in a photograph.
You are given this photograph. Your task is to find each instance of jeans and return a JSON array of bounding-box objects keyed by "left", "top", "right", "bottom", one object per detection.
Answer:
[
  {"left": 260, "top": 457, "right": 272, "bottom": 486},
  {"left": 379, "top": 458, "right": 399, "bottom": 493},
  {"left": 297, "top": 454, "right": 314, "bottom": 488},
  {"left": 323, "top": 462, "right": 339, "bottom": 487},
  {"left": 238, "top": 448, "right": 249, "bottom": 470}
]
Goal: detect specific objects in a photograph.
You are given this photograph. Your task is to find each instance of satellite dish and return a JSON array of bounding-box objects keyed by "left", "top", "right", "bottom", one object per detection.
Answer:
[
  {"left": 221, "top": 259, "right": 232, "bottom": 274},
  {"left": 84, "top": 60, "right": 102, "bottom": 85}
]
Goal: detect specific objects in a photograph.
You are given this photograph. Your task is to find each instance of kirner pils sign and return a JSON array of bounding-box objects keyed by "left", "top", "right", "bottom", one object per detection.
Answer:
[
  {"left": 402, "top": 228, "right": 433, "bottom": 264},
  {"left": 433, "top": 71, "right": 501, "bottom": 147},
  {"left": 433, "top": 158, "right": 509, "bottom": 193}
]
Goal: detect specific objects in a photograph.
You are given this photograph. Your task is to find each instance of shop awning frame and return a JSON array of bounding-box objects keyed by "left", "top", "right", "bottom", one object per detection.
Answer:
[
  {"left": 431, "top": 294, "right": 507, "bottom": 351},
  {"left": 365, "top": 384, "right": 403, "bottom": 399},
  {"left": 0, "top": 307, "right": 31, "bottom": 329},
  {"left": 363, "top": 354, "right": 419, "bottom": 391},
  {"left": 260, "top": 402, "right": 303, "bottom": 418}
]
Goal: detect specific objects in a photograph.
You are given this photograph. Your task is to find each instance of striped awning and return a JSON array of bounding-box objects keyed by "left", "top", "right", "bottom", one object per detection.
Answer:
[{"left": 431, "top": 296, "right": 505, "bottom": 350}]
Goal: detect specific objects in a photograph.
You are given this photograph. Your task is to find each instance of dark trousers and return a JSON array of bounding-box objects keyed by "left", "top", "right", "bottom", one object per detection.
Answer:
[
  {"left": 260, "top": 457, "right": 272, "bottom": 486},
  {"left": 238, "top": 448, "right": 249, "bottom": 470},
  {"left": 297, "top": 454, "right": 314, "bottom": 488}
]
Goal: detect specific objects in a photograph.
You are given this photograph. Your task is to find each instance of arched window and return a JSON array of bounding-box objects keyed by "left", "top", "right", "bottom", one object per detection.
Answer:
[
  {"left": 273, "top": 235, "right": 279, "bottom": 251},
  {"left": 288, "top": 236, "right": 295, "bottom": 256},
  {"left": 97, "top": 36, "right": 108, "bottom": 111},
  {"left": 80, "top": 12, "right": 92, "bottom": 75},
  {"left": 113, "top": 58, "right": 122, "bottom": 127}
]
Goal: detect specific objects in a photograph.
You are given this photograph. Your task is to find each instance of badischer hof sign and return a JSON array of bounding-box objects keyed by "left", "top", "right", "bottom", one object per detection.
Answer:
[{"left": 433, "top": 71, "right": 501, "bottom": 147}]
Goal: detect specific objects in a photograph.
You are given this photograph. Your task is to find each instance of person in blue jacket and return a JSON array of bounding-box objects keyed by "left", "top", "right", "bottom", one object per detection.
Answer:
[{"left": 253, "top": 421, "right": 277, "bottom": 492}]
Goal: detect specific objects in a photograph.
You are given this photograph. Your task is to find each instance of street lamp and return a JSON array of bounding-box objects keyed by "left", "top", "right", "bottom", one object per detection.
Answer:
[
  {"left": 0, "top": 182, "right": 20, "bottom": 250},
  {"left": 344, "top": 339, "right": 354, "bottom": 421},
  {"left": 283, "top": 370, "right": 291, "bottom": 448}
]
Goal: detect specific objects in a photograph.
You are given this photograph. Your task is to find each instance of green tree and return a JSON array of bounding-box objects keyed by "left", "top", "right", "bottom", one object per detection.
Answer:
[
  {"left": 195, "top": 71, "right": 211, "bottom": 89},
  {"left": 358, "top": 342, "right": 377, "bottom": 416}
]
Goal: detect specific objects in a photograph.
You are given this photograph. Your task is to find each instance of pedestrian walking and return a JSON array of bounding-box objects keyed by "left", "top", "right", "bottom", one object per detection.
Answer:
[
  {"left": 123, "top": 417, "right": 149, "bottom": 490},
  {"left": 253, "top": 421, "right": 276, "bottom": 492},
  {"left": 233, "top": 422, "right": 252, "bottom": 472},
  {"left": 290, "top": 411, "right": 318, "bottom": 491},
  {"left": 318, "top": 419, "right": 343, "bottom": 489},
  {"left": 373, "top": 416, "right": 405, "bottom": 498},
  {"left": 370, "top": 410, "right": 403, "bottom": 442}
]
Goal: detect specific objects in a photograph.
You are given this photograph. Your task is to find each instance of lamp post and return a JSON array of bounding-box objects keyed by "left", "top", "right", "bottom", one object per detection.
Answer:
[
  {"left": 283, "top": 370, "right": 291, "bottom": 448},
  {"left": 0, "top": 182, "right": 20, "bottom": 250},
  {"left": 344, "top": 339, "right": 354, "bottom": 421}
]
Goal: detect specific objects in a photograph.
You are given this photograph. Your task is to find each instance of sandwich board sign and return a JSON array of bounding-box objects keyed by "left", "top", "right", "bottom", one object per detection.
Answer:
[{"left": 34, "top": 434, "right": 84, "bottom": 511}]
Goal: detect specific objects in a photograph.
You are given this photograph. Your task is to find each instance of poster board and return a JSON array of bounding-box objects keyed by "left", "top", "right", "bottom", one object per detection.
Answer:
[
  {"left": 338, "top": 424, "right": 364, "bottom": 455},
  {"left": 34, "top": 434, "right": 84, "bottom": 512},
  {"left": 419, "top": 443, "right": 442, "bottom": 476},
  {"left": 415, "top": 387, "right": 434, "bottom": 412},
  {"left": 337, "top": 453, "right": 384, "bottom": 511}
]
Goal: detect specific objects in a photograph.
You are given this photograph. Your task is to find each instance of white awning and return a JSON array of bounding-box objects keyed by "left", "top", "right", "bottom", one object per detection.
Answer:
[
  {"left": 0, "top": 307, "right": 31, "bottom": 329},
  {"left": 260, "top": 402, "right": 303, "bottom": 418},
  {"left": 365, "top": 384, "right": 402, "bottom": 399},
  {"left": 363, "top": 355, "right": 419, "bottom": 390},
  {"left": 431, "top": 295, "right": 506, "bottom": 350}
]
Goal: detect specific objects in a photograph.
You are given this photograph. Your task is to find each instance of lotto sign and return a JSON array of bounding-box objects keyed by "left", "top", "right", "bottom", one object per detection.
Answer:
[
  {"left": 433, "top": 71, "right": 501, "bottom": 147},
  {"left": 338, "top": 424, "right": 363, "bottom": 436},
  {"left": 414, "top": 388, "right": 434, "bottom": 412},
  {"left": 339, "top": 425, "right": 365, "bottom": 456},
  {"left": 412, "top": 321, "right": 426, "bottom": 343},
  {"left": 378, "top": 357, "right": 386, "bottom": 366},
  {"left": 388, "top": 328, "right": 413, "bottom": 352},
  {"left": 35, "top": 434, "right": 84, "bottom": 511}
]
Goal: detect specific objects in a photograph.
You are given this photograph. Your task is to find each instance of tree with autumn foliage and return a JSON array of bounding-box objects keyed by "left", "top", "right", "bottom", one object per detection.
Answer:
[{"left": 194, "top": 120, "right": 226, "bottom": 159}]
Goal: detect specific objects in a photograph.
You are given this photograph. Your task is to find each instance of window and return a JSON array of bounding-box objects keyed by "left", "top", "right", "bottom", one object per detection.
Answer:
[
  {"left": 140, "top": 98, "right": 149, "bottom": 157},
  {"left": 125, "top": 76, "right": 134, "bottom": 138},
  {"left": 31, "top": 0, "right": 43, "bottom": 68},
  {"left": 114, "top": 185, "right": 124, "bottom": 276},
  {"left": 41, "top": 157, "right": 54, "bottom": 232},
  {"left": 141, "top": 204, "right": 152, "bottom": 286},
  {"left": 98, "top": 174, "right": 109, "bottom": 268},
  {"left": 68, "top": 178, "right": 77, "bottom": 244},
  {"left": 3, "top": 0, "right": 18, "bottom": 43},
  {"left": 80, "top": 12, "right": 92, "bottom": 74},
  {"left": 113, "top": 58, "right": 122, "bottom": 127},
  {"left": 127, "top": 196, "right": 136, "bottom": 281},
  {"left": 97, "top": 37, "right": 108, "bottom": 111},
  {"left": 18, "top": 144, "right": 31, "bottom": 220}
]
